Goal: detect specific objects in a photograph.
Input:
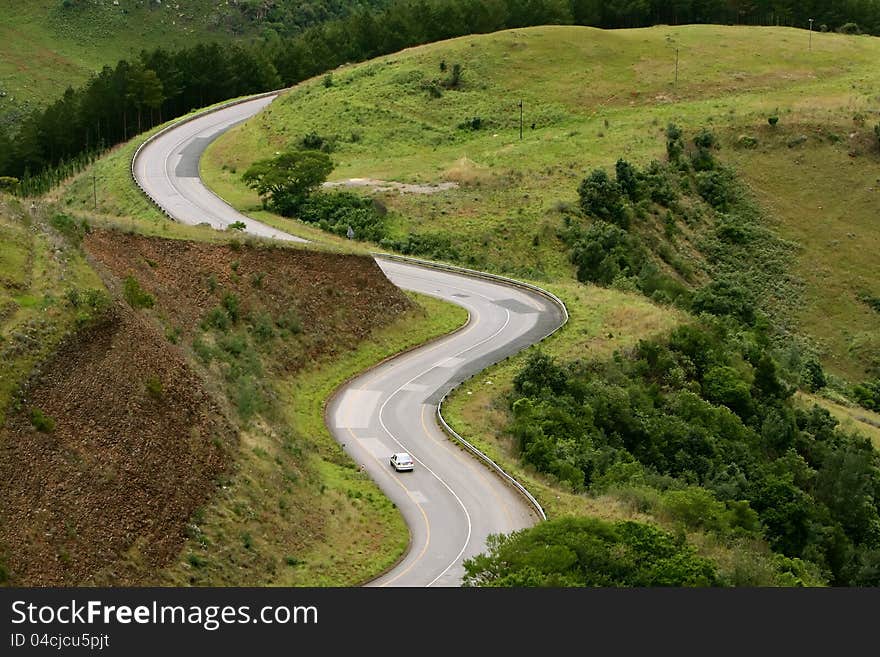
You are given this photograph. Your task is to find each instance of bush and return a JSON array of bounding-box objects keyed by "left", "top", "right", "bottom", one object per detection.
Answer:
[
  {"left": 0, "top": 176, "right": 19, "bottom": 193},
  {"left": 692, "top": 277, "right": 756, "bottom": 325},
  {"left": 50, "top": 213, "right": 90, "bottom": 245},
  {"left": 123, "top": 276, "right": 154, "bottom": 309},
  {"left": 666, "top": 123, "right": 685, "bottom": 162},
  {"left": 569, "top": 220, "right": 644, "bottom": 285},
  {"left": 735, "top": 135, "right": 759, "bottom": 149},
  {"left": 768, "top": 115, "right": 779, "bottom": 127},
  {"left": 578, "top": 169, "right": 628, "bottom": 227},
  {"left": 458, "top": 116, "right": 483, "bottom": 131},
  {"left": 296, "top": 191, "right": 386, "bottom": 242},
  {"left": 145, "top": 376, "right": 164, "bottom": 399},
  {"left": 838, "top": 22, "right": 861, "bottom": 35},
  {"left": 615, "top": 159, "right": 640, "bottom": 201},
  {"left": 463, "top": 516, "right": 720, "bottom": 587},
  {"left": 874, "top": 123, "right": 880, "bottom": 149},
  {"left": 696, "top": 169, "right": 738, "bottom": 211},
  {"left": 801, "top": 359, "right": 827, "bottom": 392},
  {"left": 29, "top": 408, "right": 55, "bottom": 433},
  {"left": 379, "top": 232, "right": 461, "bottom": 262},
  {"left": 852, "top": 380, "right": 880, "bottom": 412}
]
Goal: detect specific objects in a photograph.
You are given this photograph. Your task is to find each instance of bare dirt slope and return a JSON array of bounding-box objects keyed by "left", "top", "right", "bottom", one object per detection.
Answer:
[{"left": 0, "top": 307, "right": 235, "bottom": 586}]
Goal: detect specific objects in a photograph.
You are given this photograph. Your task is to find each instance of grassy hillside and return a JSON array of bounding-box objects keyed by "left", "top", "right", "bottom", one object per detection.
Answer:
[
  {"left": 204, "top": 24, "right": 880, "bottom": 380},
  {"left": 0, "top": 0, "right": 241, "bottom": 124}
]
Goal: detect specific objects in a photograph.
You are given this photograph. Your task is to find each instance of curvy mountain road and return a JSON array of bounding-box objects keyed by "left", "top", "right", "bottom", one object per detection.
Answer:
[{"left": 132, "top": 94, "right": 566, "bottom": 586}]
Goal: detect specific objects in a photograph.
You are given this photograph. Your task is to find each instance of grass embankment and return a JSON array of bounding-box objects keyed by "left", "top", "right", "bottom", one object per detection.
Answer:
[
  {"left": 159, "top": 292, "right": 466, "bottom": 586},
  {"left": 204, "top": 24, "right": 880, "bottom": 379},
  {"left": 0, "top": 0, "right": 252, "bottom": 123},
  {"left": 0, "top": 196, "right": 105, "bottom": 425}
]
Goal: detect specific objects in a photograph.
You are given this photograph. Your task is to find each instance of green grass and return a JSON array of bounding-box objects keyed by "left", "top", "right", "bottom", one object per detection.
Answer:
[
  {"left": 205, "top": 24, "right": 880, "bottom": 377},
  {"left": 159, "top": 291, "right": 467, "bottom": 586},
  {"left": 0, "top": 0, "right": 254, "bottom": 123},
  {"left": 0, "top": 194, "right": 107, "bottom": 425},
  {"left": 724, "top": 134, "right": 880, "bottom": 380}
]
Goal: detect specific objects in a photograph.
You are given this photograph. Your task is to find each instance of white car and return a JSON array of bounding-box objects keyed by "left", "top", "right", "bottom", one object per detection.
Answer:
[{"left": 390, "top": 452, "right": 414, "bottom": 472}]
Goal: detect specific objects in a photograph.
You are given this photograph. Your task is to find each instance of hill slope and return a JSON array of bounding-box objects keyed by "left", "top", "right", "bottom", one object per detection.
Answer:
[{"left": 204, "top": 24, "right": 880, "bottom": 380}]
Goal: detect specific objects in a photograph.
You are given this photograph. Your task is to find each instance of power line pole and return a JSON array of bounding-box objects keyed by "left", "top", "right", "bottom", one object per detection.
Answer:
[{"left": 519, "top": 100, "right": 523, "bottom": 140}]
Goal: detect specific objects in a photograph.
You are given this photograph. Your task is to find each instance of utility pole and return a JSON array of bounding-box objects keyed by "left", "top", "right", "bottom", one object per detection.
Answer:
[
  {"left": 519, "top": 100, "right": 523, "bottom": 140},
  {"left": 93, "top": 171, "right": 97, "bottom": 209},
  {"left": 808, "top": 18, "right": 814, "bottom": 51}
]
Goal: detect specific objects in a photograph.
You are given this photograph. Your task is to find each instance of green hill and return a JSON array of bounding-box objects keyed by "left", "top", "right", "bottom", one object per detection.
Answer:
[{"left": 203, "top": 24, "right": 880, "bottom": 381}]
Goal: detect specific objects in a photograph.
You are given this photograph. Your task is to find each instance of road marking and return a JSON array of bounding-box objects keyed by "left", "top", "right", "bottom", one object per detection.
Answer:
[
  {"left": 435, "top": 357, "right": 465, "bottom": 369},
  {"left": 333, "top": 389, "right": 382, "bottom": 429},
  {"left": 400, "top": 383, "right": 430, "bottom": 392},
  {"left": 408, "top": 490, "right": 429, "bottom": 504}
]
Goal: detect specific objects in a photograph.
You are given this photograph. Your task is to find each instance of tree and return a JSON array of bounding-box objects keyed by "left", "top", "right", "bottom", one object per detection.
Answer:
[{"left": 242, "top": 149, "right": 334, "bottom": 216}]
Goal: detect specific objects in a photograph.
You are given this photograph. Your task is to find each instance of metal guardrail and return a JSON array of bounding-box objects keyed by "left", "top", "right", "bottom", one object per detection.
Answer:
[
  {"left": 373, "top": 252, "right": 571, "bottom": 522},
  {"left": 130, "top": 90, "right": 281, "bottom": 221}
]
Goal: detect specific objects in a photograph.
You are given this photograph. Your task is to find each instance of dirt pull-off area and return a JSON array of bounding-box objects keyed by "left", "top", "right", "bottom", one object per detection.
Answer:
[{"left": 0, "top": 307, "right": 236, "bottom": 585}]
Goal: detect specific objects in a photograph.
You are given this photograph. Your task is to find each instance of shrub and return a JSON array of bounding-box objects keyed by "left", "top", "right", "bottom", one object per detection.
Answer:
[
  {"left": 768, "top": 115, "right": 779, "bottom": 127},
  {"left": 695, "top": 169, "right": 738, "bottom": 211},
  {"left": 615, "top": 159, "right": 640, "bottom": 201},
  {"left": 296, "top": 191, "right": 387, "bottom": 242},
  {"left": 838, "top": 22, "right": 861, "bottom": 35},
  {"left": 202, "top": 306, "right": 230, "bottom": 331},
  {"left": 30, "top": 408, "right": 55, "bottom": 433},
  {"left": 322, "top": 73, "right": 334, "bottom": 87},
  {"left": 569, "top": 220, "right": 644, "bottom": 285},
  {"left": 692, "top": 277, "right": 756, "bottom": 324},
  {"left": 276, "top": 309, "right": 302, "bottom": 336},
  {"left": 0, "top": 176, "right": 19, "bottom": 193},
  {"left": 227, "top": 221, "right": 246, "bottom": 231},
  {"left": 578, "top": 169, "right": 628, "bottom": 227},
  {"left": 50, "top": 213, "right": 89, "bottom": 245},
  {"left": 123, "top": 276, "right": 154, "bottom": 309},
  {"left": 852, "top": 379, "right": 880, "bottom": 412},
  {"left": 222, "top": 293, "right": 240, "bottom": 323},
  {"left": 735, "top": 135, "right": 759, "bottom": 149},
  {"left": 145, "top": 376, "right": 164, "bottom": 399},
  {"left": 458, "top": 116, "right": 483, "bottom": 131},
  {"left": 801, "top": 358, "right": 827, "bottom": 392},
  {"left": 874, "top": 123, "right": 880, "bottom": 149},
  {"left": 463, "top": 516, "right": 720, "bottom": 587},
  {"left": 666, "top": 123, "right": 684, "bottom": 162}
]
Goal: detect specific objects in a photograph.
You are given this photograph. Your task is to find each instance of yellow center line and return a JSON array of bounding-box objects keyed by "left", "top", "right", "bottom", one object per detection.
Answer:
[{"left": 344, "top": 423, "right": 432, "bottom": 587}]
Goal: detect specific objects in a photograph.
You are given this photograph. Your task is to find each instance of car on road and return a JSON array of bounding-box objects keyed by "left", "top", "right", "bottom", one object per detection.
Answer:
[{"left": 390, "top": 452, "right": 414, "bottom": 472}]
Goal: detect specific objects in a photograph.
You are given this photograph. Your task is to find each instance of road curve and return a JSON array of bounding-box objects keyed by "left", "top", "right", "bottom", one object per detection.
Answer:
[{"left": 132, "top": 94, "right": 566, "bottom": 586}]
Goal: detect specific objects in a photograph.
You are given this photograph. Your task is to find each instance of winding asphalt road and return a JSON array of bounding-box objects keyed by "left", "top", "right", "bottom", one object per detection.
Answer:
[{"left": 132, "top": 94, "right": 566, "bottom": 586}]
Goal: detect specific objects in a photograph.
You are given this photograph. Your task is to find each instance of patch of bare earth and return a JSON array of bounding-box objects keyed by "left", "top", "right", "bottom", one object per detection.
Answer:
[{"left": 0, "top": 307, "right": 236, "bottom": 585}]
